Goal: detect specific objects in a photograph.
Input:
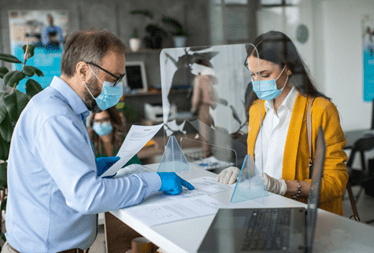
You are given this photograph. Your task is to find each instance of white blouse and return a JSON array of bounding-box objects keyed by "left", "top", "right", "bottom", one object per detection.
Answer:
[{"left": 254, "top": 87, "right": 298, "bottom": 179}]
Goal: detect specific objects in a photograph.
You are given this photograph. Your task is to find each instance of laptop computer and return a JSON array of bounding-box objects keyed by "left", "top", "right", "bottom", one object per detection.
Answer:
[{"left": 198, "top": 126, "right": 326, "bottom": 253}]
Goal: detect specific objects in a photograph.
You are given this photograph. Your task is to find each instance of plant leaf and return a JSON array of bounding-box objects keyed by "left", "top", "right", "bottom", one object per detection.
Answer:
[
  {"left": 0, "top": 67, "right": 9, "bottom": 79},
  {"left": 130, "top": 10, "right": 153, "bottom": 19},
  {"left": 0, "top": 96, "right": 7, "bottom": 123},
  {"left": 22, "top": 66, "right": 44, "bottom": 78},
  {"left": 29, "top": 66, "right": 43, "bottom": 77},
  {"left": 0, "top": 112, "right": 12, "bottom": 142},
  {"left": 0, "top": 131, "right": 10, "bottom": 161},
  {"left": 22, "top": 44, "right": 36, "bottom": 59},
  {"left": 4, "top": 71, "right": 26, "bottom": 87},
  {"left": 23, "top": 66, "right": 34, "bottom": 77},
  {"left": 0, "top": 53, "right": 22, "bottom": 64},
  {"left": 0, "top": 162, "right": 6, "bottom": 189},
  {"left": 0, "top": 232, "right": 6, "bottom": 242},
  {"left": 26, "top": 79, "right": 43, "bottom": 99},
  {"left": 3, "top": 90, "right": 30, "bottom": 123},
  {"left": 0, "top": 197, "right": 6, "bottom": 211}
]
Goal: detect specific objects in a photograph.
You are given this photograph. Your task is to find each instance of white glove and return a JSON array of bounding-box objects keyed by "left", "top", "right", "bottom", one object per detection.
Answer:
[
  {"left": 261, "top": 173, "right": 287, "bottom": 195},
  {"left": 216, "top": 166, "right": 240, "bottom": 184}
]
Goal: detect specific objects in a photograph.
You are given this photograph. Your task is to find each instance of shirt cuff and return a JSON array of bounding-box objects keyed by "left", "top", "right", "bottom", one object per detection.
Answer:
[{"left": 138, "top": 172, "right": 162, "bottom": 197}]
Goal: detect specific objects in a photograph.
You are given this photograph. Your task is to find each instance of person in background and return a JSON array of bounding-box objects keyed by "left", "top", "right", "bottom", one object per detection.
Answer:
[
  {"left": 3, "top": 28, "right": 193, "bottom": 253},
  {"left": 88, "top": 106, "right": 141, "bottom": 165},
  {"left": 217, "top": 31, "right": 348, "bottom": 216},
  {"left": 25, "top": 20, "right": 43, "bottom": 47},
  {"left": 41, "top": 14, "right": 63, "bottom": 47},
  {"left": 190, "top": 67, "right": 217, "bottom": 158}
]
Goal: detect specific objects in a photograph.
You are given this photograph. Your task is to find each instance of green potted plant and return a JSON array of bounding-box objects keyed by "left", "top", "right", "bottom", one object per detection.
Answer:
[
  {"left": 162, "top": 17, "right": 189, "bottom": 47},
  {"left": 0, "top": 43, "right": 44, "bottom": 242},
  {"left": 130, "top": 10, "right": 168, "bottom": 49}
]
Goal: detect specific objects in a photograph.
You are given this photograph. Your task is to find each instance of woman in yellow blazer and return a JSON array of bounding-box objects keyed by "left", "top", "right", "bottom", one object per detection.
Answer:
[{"left": 217, "top": 31, "right": 348, "bottom": 215}]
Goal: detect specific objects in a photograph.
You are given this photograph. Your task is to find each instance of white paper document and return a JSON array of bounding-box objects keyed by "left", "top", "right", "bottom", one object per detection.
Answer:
[
  {"left": 164, "top": 176, "right": 235, "bottom": 199},
  {"left": 113, "top": 164, "right": 151, "bottom": 178},
  {"left": 124, "top": 195, "right": 227, "bottom": 227},
  {"left": 101, "top": 123, "right": 163, "bottom": 177}
]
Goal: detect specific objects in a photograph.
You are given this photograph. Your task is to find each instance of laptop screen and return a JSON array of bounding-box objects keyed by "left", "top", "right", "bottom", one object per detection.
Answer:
[{"left": 306, "top": 126, "right": 326, "bottom": 250}]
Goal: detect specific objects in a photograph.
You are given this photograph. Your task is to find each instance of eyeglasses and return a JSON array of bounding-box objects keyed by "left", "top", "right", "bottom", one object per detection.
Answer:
[{"left": 86, "top": 62, "right": 125, "bottom": 87}]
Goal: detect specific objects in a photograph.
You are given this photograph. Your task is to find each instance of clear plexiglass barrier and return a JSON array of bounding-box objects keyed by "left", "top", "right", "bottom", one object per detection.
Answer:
[{"left": 159, "top": 44, "right": 254, "bottom": 173}]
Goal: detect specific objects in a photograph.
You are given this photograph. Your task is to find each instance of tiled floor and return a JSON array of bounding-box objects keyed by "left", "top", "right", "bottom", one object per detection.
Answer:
[
  {"left": 89, "top": 187, "right": 374, "bottom": 253},
  {"left": 90, "top": 225, "right": 106, "bottom": 253}
]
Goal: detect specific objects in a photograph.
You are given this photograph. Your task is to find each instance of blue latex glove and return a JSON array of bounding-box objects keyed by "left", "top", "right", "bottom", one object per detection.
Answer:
[
  {"left": 157, "top": 172, "right": 194, "bottom": 195},
  {"left": 96, "top": 156, "right": 120, "bottom": 177}
]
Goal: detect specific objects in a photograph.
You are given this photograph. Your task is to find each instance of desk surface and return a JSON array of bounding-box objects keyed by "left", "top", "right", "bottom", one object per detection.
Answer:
[{"left": 111, "top": 164, "right": 374, "bottom": 253}]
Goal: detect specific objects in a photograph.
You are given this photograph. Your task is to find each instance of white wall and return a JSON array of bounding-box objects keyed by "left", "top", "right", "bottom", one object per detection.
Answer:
[
  {"left": 315, "top": 0, "right": 374, "bottom": 131},
  {"left": 258, "top": 0, "right": 374, "bottom": 131},
  {"left": 257, "top": 1, "right": 315, "bottom": 76}
]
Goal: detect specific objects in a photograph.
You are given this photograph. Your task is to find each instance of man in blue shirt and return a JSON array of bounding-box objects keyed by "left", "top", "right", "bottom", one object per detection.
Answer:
[{"left": 3, "top": 28, "right": 193, "bottom": 253}]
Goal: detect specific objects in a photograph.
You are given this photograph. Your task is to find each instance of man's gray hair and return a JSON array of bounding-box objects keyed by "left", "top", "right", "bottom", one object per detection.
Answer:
[{"left": 61, "top": 28, "right": 126, "bottom": 77}]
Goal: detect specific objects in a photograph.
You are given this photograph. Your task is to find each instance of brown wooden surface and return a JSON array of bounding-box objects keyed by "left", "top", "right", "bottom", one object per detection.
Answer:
[{"left": 104, "top": 212, "right": 158, "bottom": 253}]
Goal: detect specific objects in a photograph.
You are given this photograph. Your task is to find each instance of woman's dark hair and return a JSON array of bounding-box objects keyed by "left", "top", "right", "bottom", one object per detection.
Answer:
[
  {"left": 88, "top": 106, "right": 126, "bottom": 156},
  {"left": 245, "top": 31, "right": 329, "bottom": 110}
]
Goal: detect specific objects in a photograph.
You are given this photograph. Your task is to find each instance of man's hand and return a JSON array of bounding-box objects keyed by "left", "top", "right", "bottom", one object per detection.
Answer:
[
  {"left": 96, "top": 156, "right": 120, "bottom": 177},
  {"left": 157, "top": 172, "right": 194, "bottom": 195},
  {"left": 216, "top": 166, "right": 240, "bottom": 184},
  {"left": 261, "top": 173, "right": 287, "bottom": 195}
]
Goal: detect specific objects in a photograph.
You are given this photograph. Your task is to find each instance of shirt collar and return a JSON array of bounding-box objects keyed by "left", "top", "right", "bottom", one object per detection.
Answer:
[
  {"left": 264, "top": 86, "right": 297, "bottom": 113},
  {"left": 50, "top": 76, "right": 90, "bottom": 121}
]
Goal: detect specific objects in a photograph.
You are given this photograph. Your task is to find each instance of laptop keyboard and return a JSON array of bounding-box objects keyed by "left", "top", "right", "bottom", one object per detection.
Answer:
[{"left": 241, "top": 209, "right": 291, "bottom": 251}]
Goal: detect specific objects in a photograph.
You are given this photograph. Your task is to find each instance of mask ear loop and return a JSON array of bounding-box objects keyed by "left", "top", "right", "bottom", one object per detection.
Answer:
[
  {"left": 84, "top": 81, "right": 96, "bottom": 100},
  {"left": 247, "top": 43, "right": 263, "bottom": 176},
  {"left": 84, "top": 65, "right": 104, "bottom": 100},
  {"left": 88, "top": 65, "right": 104, "bottom": 85}
]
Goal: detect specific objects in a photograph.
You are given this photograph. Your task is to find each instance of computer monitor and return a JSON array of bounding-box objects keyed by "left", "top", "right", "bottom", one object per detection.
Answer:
[{"left": 124, "top": 61, "right": 148, "bottom": 93}]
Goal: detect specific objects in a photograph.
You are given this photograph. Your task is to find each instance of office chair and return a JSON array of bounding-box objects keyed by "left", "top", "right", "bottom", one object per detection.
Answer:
[{"left": 345, "top": 135, "right": 374, "bottom": 207}]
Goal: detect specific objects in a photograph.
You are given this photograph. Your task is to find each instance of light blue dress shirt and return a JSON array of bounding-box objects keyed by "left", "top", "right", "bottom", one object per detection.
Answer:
[{"left": 6, "top": 76, "right": 161, "bottom": 252}]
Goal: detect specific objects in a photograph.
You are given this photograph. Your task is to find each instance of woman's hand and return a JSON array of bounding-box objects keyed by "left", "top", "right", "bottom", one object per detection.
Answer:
[
  {"left": 216, "top": 166, "right": 240, "bottom": 184},
  {"left": 261, "top": 173, "right": 287, "bottom": 195}
]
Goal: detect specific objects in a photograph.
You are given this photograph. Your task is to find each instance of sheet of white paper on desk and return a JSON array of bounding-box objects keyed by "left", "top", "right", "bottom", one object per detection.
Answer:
[
  {"left": 124, "top": 195, "right": 227, "bottom": 227},
  {"left": 113, "top": 164, "right": 151, "bottom": 178},
  {"left": 101, "top": 123, "right": 164, "bottom": 177},
  {"left": 164, "top": 176, "right": 235, "bottom": 199}
]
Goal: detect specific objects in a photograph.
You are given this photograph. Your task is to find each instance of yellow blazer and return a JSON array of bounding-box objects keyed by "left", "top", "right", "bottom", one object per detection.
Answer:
[{"left": 247, "top": 93, "right": 348, "bottom": 215}]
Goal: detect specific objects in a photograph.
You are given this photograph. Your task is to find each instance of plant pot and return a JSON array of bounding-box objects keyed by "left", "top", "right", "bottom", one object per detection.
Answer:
[
  {"left": 173, "top": 36, "right": 187, "bottom": 48},
  {"left": 129, "top": 38, "right": 141, "bottom": 52},
  {"left": 144, "top": 36, "right": 163, "bottom": 49}
]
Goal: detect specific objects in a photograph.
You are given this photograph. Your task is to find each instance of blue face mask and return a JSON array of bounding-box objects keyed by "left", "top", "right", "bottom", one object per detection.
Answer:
[
  {"left": 252, "top": 66, "right": 288, "bottom": 101},
  {"left": 85, "top": 66, "right": 123, "bottom": 111},
  {"left": 93, "top": 121, "right": 113, "bottom": 136}
]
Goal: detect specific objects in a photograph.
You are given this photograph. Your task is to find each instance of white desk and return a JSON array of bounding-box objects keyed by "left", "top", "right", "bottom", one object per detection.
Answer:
[{"left": 111, "top": 164, "right": 374, "bottom": 253}]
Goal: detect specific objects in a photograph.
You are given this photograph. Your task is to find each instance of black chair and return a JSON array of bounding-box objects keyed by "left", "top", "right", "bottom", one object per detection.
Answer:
[{"left": 345, "top": 135, "right": 374, "bottom": 206}]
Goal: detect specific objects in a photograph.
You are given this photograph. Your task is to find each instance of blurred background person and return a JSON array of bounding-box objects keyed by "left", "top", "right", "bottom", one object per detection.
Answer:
[
  {"left": 25, "top": 20, "right": 43, "bottom": 47},
  {"left": 41, "top": 14, "right": 63, "bottom": 48},
  {"left": 88, "top": 106, "right": 141, "bottom": 165},
  {"left": 190, "top": 67, "right": 217, "bottom": 158}
]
